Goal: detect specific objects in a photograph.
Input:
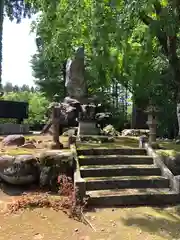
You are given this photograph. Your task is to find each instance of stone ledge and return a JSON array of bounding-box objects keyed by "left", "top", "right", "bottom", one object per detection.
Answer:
[
  {"left": 70, "top": 144, "right": 86, "bottom": 202},
  {"left": 145, "top": 143, "right": 180, "bottom": 194}
]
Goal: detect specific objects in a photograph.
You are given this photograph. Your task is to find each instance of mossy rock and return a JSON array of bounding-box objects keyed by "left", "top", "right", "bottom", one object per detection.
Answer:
[
  {"left": 157, "top": 150, "right": 180, "bottom": 175},
  {"left": 39, "top": 150, "right": 73, "bottom": 167},
  {"left": 39, "top": 150, "right": 74, "bottom": 190}
]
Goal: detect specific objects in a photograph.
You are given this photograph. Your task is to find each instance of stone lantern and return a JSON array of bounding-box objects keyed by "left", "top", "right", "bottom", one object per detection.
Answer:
[{"left": 145, "top": 104, "right": 159, "bottom": 143}]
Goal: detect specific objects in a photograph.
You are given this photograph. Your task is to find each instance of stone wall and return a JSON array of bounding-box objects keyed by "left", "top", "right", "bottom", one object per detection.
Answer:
[{"left": 0, "top": 124, "right": 29, "bottom": 135}]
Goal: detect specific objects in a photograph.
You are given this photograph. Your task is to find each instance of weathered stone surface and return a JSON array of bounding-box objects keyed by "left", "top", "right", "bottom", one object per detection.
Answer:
[
  {"left": 65, "top": 46, "right": 87, "bottom": 100},
  {"left": 102, "top": 125, "right": 119, "bottom": 136},
  {"left": 80, "top": 104, "right": 96, "bottom": 121},
  {"left": 122, "top": 129, "right": 150, "bottom": 136},
  {"left": 62, "top": 128, "right": 77, "bottom": 136},
  {"left": 2, "top": 134, "right": 25, "bottom": 146},
  {"left": 39, "top": 150, "right": 73, "bottom": 167},
  {"left": 41, "top": 101, "right": 80, "bottom": 135},
  {"left": 21, "top": 143, "right": 36, "bottom": 149},
  {"left": 0, "top": 154, "right": 39, "bottom": 185},
  {"left": 39, "top": 150, "right": 74, "bottom": 190},
  {"left": 139, "top": 135, "right": 149, "bottom": 148},
  {"left": 78, "top": 121, "right": 99, "bottom": 136},
  {"left": 63, "top": 97, "right": 81, "bottom": 111},
  {"left": 79, "top": 135, "right": 114, "bottom": 143},
  {"left": 15, "top": 154, "right": 38, "bottom": 163},
  {"left": 49, "top": 142, "right": 64, "bottom": 149},
  {"left": 0, "top": 155, "right": 15, "bottom": 170},
  {"left": 95, "top": 112, "right": 112, "bottom": 129},
  {"left": 176, "top": 139, "right": 180, "bottom": 144},
  {"left": 160, "top": 154, "right": 180, "bottom": 175}
]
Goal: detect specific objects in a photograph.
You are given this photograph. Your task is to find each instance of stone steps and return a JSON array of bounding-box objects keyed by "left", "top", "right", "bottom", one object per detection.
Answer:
[
  {"left": 85, "top": 176, "right": 169, "bottom": 191},
  {"left": 87, "top": 189, "right": 180, "bottom": 206},
  {"left": 77, "top": 148, "right": 147, "bottom": 156},
  {"left": 79, "top": 155, "right": 153, "bottom": 165},
  {"left": 77, "top": 147, "right": 180, "bottom": 206},
  {"left": 80, "top": 165, "right": 161, "bottom": 178}
]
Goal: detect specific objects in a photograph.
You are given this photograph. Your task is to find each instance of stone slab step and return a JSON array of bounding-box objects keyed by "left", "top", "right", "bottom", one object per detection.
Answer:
[
  {"left": 79, "top": 155, "right": 153, "bottom": 166},
  {"left": 85, "top": 176, "right": 169, "bottom": 190},
  {"left": 80, "top": 165, "right": 161, "bottom": 178},
  {"left": 77, "top": 148, "right": 147, "bottom": 156},
  {"left": 87, "top": 189, "right": 180, "bottom": 206}
]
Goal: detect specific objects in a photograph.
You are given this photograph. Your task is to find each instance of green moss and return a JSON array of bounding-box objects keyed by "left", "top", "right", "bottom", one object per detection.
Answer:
[
  {"left": 156, "top": 149, "right": 177, "bottom": 157},
  {"left": 77, "top": 136, "right": 139, "bottom": 150},
  {"left": 0, "top": 149, "right": 35, "bottom": 156}
]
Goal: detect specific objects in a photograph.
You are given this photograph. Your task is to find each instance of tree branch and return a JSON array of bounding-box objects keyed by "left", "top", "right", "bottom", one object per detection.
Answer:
[
  {"left": 139, "top": 12, "right": 169, "bottom": 56},
  {"left": 153, "top": 1, "right": 162, "bottom": 15}
]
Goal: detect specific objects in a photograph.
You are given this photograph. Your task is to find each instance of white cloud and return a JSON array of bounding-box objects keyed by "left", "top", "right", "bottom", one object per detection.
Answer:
[{"left": 2, "top": 16, "right": 37, "bottom": 86}]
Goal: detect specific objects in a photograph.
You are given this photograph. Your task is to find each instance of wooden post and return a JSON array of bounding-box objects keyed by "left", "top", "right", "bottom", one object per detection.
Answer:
[{"left": 51, "top": 106, "right": 63, "bottom": 149}]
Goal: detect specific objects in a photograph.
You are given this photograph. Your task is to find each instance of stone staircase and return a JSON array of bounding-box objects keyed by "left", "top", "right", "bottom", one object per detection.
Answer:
[{"left": 77, "top": 148, "right": 180, "bottom": 206}]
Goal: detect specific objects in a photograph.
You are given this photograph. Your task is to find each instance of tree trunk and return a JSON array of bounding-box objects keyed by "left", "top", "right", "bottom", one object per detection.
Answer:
[
  {"left": 0, "top": 0, "right": 4, "bottom": 89},
  {"left": 176, "top": 103, "right": 180, "bottom": 136}
]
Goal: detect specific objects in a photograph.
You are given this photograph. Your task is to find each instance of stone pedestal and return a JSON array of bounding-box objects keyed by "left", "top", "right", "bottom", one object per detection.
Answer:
[
  {"left": 147, "top": 122, "right": 157, "bottom": 143},
  {"left": 78, "top": 120, "right": 100, "bottom": 136},
  {"left": 145, "top": 104, "right": 159, "bottom": 144}
]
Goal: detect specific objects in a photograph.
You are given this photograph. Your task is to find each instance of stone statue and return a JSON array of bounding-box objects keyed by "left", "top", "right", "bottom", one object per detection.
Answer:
[{"left": 65, "top": 46, "right": 87, "bottom": 100}]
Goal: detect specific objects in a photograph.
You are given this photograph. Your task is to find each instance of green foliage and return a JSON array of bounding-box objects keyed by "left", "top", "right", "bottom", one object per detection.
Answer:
[
  {"left": 2, "top": 91, "right": 49, "bottom": 125},
  {"left": 29, "top": 0, "right": 180, "bottom": 136},
  {"left": 2, "top": 82, "right": 37, "bottom": 92},
  {"left": 4, "top": 0, "right": 35, "bottom": 22},
  {"left": 31, "top": 52, "right": 65, "bottom": 100}
]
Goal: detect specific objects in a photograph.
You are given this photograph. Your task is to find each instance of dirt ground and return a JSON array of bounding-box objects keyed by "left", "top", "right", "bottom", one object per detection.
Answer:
[
  {"left": 0, "top": 135, "right": 180, "bottom": 239},
  {"left": 0, "top": 200, "right": 180, "bottom": 240}
]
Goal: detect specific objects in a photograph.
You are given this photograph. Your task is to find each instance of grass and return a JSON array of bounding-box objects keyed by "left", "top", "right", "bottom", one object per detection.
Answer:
[
  {"left": 0, "top": 135, "right": 70, "bottom": 156},
  {"left": 77, "top": 136, "right": 139, "bottom": 149},
  {"left": 77, "top": 135, "right": 180, "bottom": 159},
  {"left": 156, "top": 140, "right": 180, "bottom": 157},
  {"left": 0, "top": 148, "right": 35, "bottom": 156}
]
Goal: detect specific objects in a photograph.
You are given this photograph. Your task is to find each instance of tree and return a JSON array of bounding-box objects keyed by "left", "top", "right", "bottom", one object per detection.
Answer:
[
  {"left": 31, "top": 51, "right": 66, "bottom": 100},
  {"left": 130, "top": 0, "right": 180, "bottom": 135},
  {"left": 0, "top": 0, "right": 4, "bottom": 89},
  {"left": 31, "top": 0, "right": 180, "bottom": 136}
]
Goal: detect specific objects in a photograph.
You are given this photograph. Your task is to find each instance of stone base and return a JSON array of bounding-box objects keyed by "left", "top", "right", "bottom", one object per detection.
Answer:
[
  {"left": 0, "top": 124, "right": 29, "bottom": 135},
  {"left": 78, "top": 120, "right": 100, "bottom": 136}
]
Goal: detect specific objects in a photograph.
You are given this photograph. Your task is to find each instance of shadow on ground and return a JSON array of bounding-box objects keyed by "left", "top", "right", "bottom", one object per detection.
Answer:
[
  {"left": 121, "top": 206, "right": 180, "bottom": 239},
  {"left": 0, "top": 182, "right": 40, "bottom": 197}
]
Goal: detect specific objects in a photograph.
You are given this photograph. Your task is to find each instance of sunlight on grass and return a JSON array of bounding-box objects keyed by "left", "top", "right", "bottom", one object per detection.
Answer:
[
  {"left": 157, "top": 140, "right": 180, "bottom": 156},
  {"left": 0, "top": 149, "right": 35, "bottom": 156},
  {"left": 77, "top": 136, "right": 139, "bottom": 149}
]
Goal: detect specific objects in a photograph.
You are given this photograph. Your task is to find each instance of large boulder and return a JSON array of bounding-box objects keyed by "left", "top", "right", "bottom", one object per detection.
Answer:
[
  {"left": 62, "top": 128, "right": 78, "bottom": 136},
  {"left": 102, "top": 125, "right": 120, "bottom": 136},
  {"left": 2, "top": 134, "right": 25, "bottom": 146},
  {"left": 39, "top": 150, "right": 73, "bottom": 169},
  {"left": 0, "top": 154, "right": 39, "bottom": 185},
  {"left": 95, "top": 112, "right": 112, "bottom": 129},
  {"left": 0, "top": 155, "right": 15, "bottom": 170},
  {"left": 121, "top": 129, "right": 150, "bottom": 137},
  {"left": 39, "top": 150, "right": 74, "bottom": 190}
]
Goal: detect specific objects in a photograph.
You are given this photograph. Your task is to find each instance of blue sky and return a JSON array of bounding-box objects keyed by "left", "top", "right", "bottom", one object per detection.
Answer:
[{"left": 2, "top": 16, "right": 37, "bottom": 87}]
